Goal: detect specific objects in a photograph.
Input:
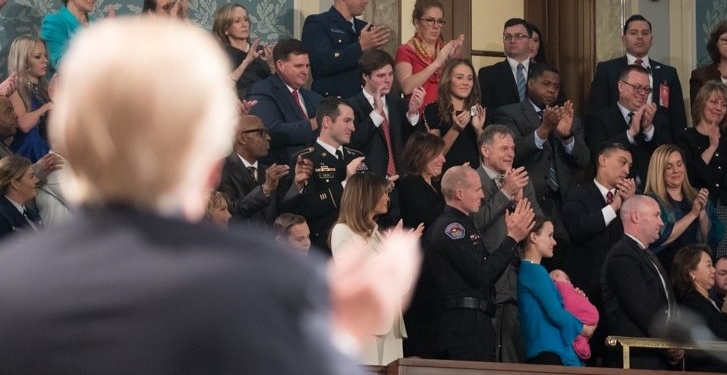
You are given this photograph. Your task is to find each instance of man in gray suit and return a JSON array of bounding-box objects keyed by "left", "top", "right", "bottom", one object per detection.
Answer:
[
  {"left": 494, "top": 65, "right": 590, "bottom": 269},
  {"left": 473, "top": 124, "right": 542, "bottom": 363}
]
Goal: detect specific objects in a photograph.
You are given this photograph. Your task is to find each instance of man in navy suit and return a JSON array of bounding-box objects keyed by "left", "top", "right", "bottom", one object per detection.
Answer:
[
  {"left": 561, "top": 142, "right": 636, "bottom": 365},
  {"left": 301, "top": 0, "right": 390, "bottom": 98},
  {"left": 478, "top": 18, "right": 533, "bottom": 125},
  {"left": 587, "top": 14, "right": 687, "bottom": 137},
  {"left": 602, "top": 195, "right": 683, "bottom": 369},
  {"left": 218, "top": 115, "right": 311, "bottom": 224},
  {"left": 247, "top": 39, "right": 323, "bottom": 166}
]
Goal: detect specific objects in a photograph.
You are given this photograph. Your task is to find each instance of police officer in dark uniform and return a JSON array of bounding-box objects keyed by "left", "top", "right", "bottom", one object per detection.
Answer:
[
  {"left": 424, "top": 165, "right": 535, "bottom": 361},
  {"left": 295, "top": 97, "right": 365, "bottom": 255}
]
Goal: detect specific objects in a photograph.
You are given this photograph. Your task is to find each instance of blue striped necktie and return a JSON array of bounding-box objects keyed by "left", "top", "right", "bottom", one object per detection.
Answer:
[{"left": 516, "top": 63, "right": 526, "bottom": 102}]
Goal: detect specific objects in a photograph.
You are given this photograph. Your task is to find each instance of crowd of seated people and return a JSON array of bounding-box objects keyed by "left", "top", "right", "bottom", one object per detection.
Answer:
[{"left": 3, "top": 0, "right": 727, "bottom": 370}]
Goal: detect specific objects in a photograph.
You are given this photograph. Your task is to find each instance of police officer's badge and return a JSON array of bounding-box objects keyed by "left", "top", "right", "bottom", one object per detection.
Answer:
[{"left": 444, "top": 222, "right": 465, "bottom": 240}]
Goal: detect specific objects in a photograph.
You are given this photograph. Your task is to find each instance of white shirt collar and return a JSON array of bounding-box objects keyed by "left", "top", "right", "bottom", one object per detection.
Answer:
[
  {"left": 481, "top": 164, "right": 502, "bottom": 180},
  {"left": 626, "top": 53, "right": 650, "bottom": 68},
  {"left": 593, "top": 178, "right": 616, "bottom": 201},
  {"left": 625, "top": 233, "right": 647, "bottom": 250},
  {"left": 506, "top": 57, "right": 530, "bottom": 72},
  {"left": 316, "top": 138, "right": 343, "bottom": 158},
  {"left": 236, "top": 153, "right": 258, "bottom": 169},
  {"left": 616, "top": 102, "right": 633, "bottom": 122},
  {"left": 4, "top": 196, "right": 24, "bottom": 214}
]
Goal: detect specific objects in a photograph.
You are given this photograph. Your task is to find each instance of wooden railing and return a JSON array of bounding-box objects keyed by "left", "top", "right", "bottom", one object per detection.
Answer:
[
  {"left": 364, "top": 357, "right": 719, "bottom": 375},
  {"left": 605, "top": 335, "right": 727, "bottom": 370}
]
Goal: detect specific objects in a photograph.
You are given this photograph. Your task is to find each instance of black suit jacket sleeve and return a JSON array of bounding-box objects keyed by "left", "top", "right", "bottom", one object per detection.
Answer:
[
  {"left": 603, "top": 240, "right": 669, "bottom": 337},
  {"left": 218, "top": 159, "right": 273, "bottom": 219},
  {"left": 561, "top": 190, "right": 608, "bottom": 243}
]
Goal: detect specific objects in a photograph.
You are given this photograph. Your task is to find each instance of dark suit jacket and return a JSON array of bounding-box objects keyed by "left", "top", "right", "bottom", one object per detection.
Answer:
[
  {"left": 478, "top": 60, "right": 520, "bottom": 125},
  {"left": 587, "top": 56, "right": 687, "bottom": 137},
  {"left": 584, "top": 106, "right": 671, "bottom": 190},
  {"left": 0, "top": 207, "right": 358, "bottom": 375},
  {"left": 247, "top": 75, "right": 323, "bottom": 165},
  {"left": 494, "top": 100, "right": 590, "bottom": 200},
  {"left": 301, "top": 6, "right": 367, "bottom": 98},
  {"left": 689, "top": 63, "right": 721, "bottom": 106},
  {"left": 296, "top": 143, "right": 364, "bottom": 254},
  {"left": 0, "top": 196, "right": 41, "bottom": 241},
  {"left": 601, "top": 235, "right": 676, "bottom": 369},
  {"left": 561, "top": 181, "right": 623, "bottom": 302},
  {"left": 218, "top": 153, "right": 300, "bottom": 225},
  {"left": 347, "top": 92, "right": 417, "bottom": 177}
]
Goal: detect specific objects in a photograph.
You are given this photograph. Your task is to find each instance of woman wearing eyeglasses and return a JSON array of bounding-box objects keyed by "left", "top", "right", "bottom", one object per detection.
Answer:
[
  {"left": 690, "top": 21, "right": 727, "bottom": 105},
  {"left": 676, "top": 81, "right": 727, "bottom": 206},
  {"left": 395, "top": 0, "right": 463, "bottom": 113}
]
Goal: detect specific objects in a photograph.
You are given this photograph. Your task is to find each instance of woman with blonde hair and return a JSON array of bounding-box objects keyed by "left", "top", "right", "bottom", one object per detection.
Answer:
[
  {"left": 205, "top": 191, "right": 231, "bottom": 228},
  {"left": 677, "top": 81, "right": 727, "bottom": 205},
  {"left": 7, "top": 35, "right": 52, "bottom": 162},
  {"left": 644, "top": 144, "right": 724, "bottom": 273},
  {"left": 330, "top": 172, "right": 405, "bottom": 365},
  {"left": 395, "top": 0, "right": 463, "bottom": 112},
  {"left": 212, "top": 3, "right": 274, "bottom": 99}
]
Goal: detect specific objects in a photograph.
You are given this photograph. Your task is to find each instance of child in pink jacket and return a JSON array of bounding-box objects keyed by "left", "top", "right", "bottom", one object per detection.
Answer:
[{"left": 549, "top": 269, "right": 599, "bottom": 359}]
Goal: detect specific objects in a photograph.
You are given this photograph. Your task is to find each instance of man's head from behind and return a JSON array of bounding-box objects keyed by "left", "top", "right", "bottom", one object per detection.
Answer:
[
  {"left": 50, "top": 18, "right": 238, "bottom": 220},
  {"left": 273, "top": 38, "right": 310, "bottom": 90},
  {"left": 0, "top": 96, "right": 18, "bottom": 139}
]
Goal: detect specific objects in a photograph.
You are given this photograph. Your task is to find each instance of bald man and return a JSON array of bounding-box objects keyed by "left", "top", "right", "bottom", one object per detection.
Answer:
[{"left": 601, "top": 195, "right": 682, "bottom": 369}]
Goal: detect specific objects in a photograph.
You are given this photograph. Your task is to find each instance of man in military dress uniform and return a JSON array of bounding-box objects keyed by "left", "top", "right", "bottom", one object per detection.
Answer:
[
  {"left": 424, "top": 165, "right": 535, "bottom": 361},
  {"left": 296, "top": 97, "right": 365, "bottom": 255}
]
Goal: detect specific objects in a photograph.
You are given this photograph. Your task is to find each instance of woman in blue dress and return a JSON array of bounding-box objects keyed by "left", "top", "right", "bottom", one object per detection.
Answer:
[
  {"left": 7, "top": 35, "right": 53, "bottom": 163},
  {"left": 518, "top": 216, "right": 595, "bottom": 366}
]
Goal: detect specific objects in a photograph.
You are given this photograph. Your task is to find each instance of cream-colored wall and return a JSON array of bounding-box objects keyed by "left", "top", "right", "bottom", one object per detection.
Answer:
[
  {"left": 471, "top": 0, "right": 523, "bottom": 70},
  {"left": 400, "top": 0, "right": 416, "bottom": 44}
]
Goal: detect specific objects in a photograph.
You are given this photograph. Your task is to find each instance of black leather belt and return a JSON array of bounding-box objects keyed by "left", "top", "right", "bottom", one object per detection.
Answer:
[{"left": 442, "top": 297, "right": 494, "bottom": 316}]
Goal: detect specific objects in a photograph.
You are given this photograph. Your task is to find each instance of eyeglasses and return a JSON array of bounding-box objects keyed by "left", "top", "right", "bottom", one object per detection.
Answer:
[
  {"left": 420, "top": 17, "right": 446, "bottom": 27},
  {"left": 503, "top": 33, "right": 530, "bottom": 42},
  {"left": 241, "top": 128, "right": 269, "bottom": 137},
  {"left": 620, "top": 80, "right": 652, "bottom": 94}
]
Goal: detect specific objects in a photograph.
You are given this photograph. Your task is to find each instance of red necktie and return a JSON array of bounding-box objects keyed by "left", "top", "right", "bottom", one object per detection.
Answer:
[
  {"left": 380, "top": 112, "right": 397, "bottom": 177},
  {"left": 291, "top": 90, "right": 307, "bottom": 118},
  {"left": 634, "top": 58, "right": 643, "bottom": 67},
  {"left": 606, "top": 190, "right": 615, "bottom": 205}
]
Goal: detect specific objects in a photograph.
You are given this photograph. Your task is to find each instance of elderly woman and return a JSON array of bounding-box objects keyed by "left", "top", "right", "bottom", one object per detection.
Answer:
[
  {"left": 330, "top": 172, "right": 406, "bottom": 365},
  {"left": 0, "top": 155, "right": 42, "bottom": 239},
  {"left": 673, "top": 245, "right": 727, "bottom": 372},
  {"left": 677, "top": 81, "right": 727, "bottom": 206},
  {"left": 7, "top": 35, "right": 53, "bottom": 163},
  {"left": 644, "top": 144, "right": 724, "bottom": 273},
  {"left": 519, "top": 216, "right": 595, "bottom": 366},
  {"left": 395, "top": 0, "right": 463, "bottom": 112},
  {"left": 423, "top": 59, "right": 485, "bottom": 171},
  {"left": 212, "top": 3, "right": 274, "bottom": 99},
  {"left": 690, "top": 21, "right": 727, "bottom": 105}
]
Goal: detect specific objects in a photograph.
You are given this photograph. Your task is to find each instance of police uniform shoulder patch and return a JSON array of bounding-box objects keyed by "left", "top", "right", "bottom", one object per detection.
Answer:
[{"left": 444, "top": 222, "right": 465, "bottom": 240}]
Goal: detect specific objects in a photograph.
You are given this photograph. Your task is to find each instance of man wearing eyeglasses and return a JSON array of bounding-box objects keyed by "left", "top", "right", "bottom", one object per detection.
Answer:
[
  {"left": 584, "top": 65, "right": 671, "bottom": 192},
  {"left": 302, "top": 0, "right": 390, "bottom": 98},
  {"left": 218, "top": 115, "right": 313, "bottom": 224},
  {"left": 478, "top": 18, "right": 534, "bottom": 125},
  {"left": 587, "top": 14, "right": 687, "bottom": 138}
]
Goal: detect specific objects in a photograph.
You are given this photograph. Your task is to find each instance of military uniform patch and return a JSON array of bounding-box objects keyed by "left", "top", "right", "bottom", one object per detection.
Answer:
[{"left": 445, "top": 222, "right": 465, "bottom": 240}]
